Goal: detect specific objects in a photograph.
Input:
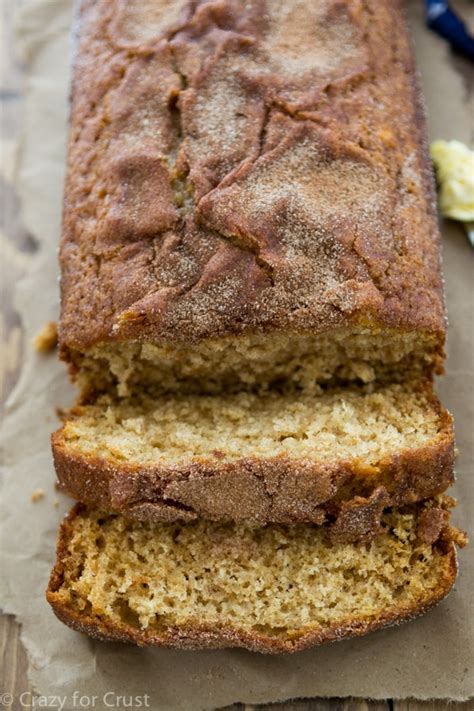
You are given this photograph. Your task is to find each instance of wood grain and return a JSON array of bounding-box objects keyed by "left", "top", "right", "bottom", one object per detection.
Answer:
[{"left": 0, "top": 615, "right": 34, "bottom": 711}]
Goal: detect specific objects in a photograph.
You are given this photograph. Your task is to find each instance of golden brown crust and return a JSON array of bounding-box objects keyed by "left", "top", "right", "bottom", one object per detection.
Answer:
[
  {"left": 51, "top": 406, "right": 455, "bottom": 535},
  {"left": 46, "top": 584, "right": 456, "bottom": 653},
  {"left": 59, "top": 0, "right": 446, "bottom": 359},
  {"left": 46, "top": 504, "right": 458, "bottom": 653}
]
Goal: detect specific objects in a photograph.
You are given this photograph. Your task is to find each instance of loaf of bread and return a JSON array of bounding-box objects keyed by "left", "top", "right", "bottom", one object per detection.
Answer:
[
  {"left": 52, "top": 381, "right": 454, "bottom": 534},
  {"left": 60, "top": 0, "right": 445, "bottom": 397},
  {"left": 48, "top": 0, "right": 462, "bottom": 652},
  {"left": 47, "top": 500, "right": 464, "bottom": 653}
]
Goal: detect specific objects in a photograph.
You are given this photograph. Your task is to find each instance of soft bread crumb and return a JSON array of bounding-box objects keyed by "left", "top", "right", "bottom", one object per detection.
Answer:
[
  {"left": 61, "top": 382, "right": 445, "bottom": 465},
  {"left": 74, "top": 329, "right": 442, "bottom": 397},
  {"left": 33, "top": 322, "right": 58, "bottom": 353},
  {"left": 52, "top": 502, "right": 455, "bottom": 638},
  {"left": 31, "top": 488, "right": 45, "bottom": 502}
]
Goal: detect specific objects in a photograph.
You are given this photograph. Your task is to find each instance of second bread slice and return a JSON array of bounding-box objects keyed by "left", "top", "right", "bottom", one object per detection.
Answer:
[{"left": 52, "top": 381, "right": 454, "bottom": 540}]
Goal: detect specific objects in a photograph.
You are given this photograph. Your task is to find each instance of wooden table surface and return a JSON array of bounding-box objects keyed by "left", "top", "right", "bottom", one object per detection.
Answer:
[{"left": 0, "top": 1, "right": 472, "bottom": 709}]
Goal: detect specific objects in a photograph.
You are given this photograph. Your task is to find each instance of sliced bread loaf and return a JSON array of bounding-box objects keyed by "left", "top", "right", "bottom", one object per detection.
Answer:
[
  {"left": 47, "top": 499, "right": 464, "bottom": 653},
  {"left": 52, "top": 381, "right": 454, "bottom": 537}
]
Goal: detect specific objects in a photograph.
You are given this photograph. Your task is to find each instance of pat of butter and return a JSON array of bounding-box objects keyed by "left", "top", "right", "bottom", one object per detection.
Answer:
[{"left": 430, "top": 140, "right": 474, "bottom": 221}]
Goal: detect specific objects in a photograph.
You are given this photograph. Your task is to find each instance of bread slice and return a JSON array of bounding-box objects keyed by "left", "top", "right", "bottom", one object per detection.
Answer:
[
  {"left": 52, "top": 381, "right": 454, "bottom": 536},
  {"left": 47, "top": 500, "right": 463, "bottom": 653}
]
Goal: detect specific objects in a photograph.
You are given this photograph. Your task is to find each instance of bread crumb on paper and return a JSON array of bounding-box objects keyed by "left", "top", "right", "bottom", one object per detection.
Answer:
[
  {"left": 31, "top": 488, "right": 45, "bottom": 503},
  {"left": 33, "top": 321, "right": 58, "bottom": 353}
]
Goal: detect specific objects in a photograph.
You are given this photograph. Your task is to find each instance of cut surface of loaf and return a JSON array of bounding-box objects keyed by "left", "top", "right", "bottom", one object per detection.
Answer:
[
  {"left": 47, "top": 500, "right": 462, "bottom": 653},
  {"left": 60, "top": 0, "right": 445, "bottom": 397},
  {"left": 71, "top": 330, "right": 443, "bottom": 399},
  {"left": 52, "top": 382, "right": 454, "bottom": 534}
]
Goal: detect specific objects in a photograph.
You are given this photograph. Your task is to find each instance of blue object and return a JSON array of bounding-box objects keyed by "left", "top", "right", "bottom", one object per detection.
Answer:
[{"left": 425, "top": 1, "right": 474, "bottom": 60}]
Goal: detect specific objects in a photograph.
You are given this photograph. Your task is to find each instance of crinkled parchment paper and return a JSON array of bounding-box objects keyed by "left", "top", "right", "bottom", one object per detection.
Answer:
[{"left": 0, "top": 1, "right": 473, "bottom": 707}]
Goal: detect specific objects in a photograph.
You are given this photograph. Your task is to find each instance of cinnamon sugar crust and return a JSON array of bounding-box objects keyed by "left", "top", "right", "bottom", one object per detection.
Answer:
[{"left": 59, "top": 0, "right": 445, "bottom": 393}]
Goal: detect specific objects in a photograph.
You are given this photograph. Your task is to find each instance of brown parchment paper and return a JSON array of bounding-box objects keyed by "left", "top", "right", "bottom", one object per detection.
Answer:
[{"left": 0, "top": 1, "right": 473, "bottom": 707}]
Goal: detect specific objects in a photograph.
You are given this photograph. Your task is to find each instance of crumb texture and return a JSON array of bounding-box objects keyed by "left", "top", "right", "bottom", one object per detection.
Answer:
[
  {"left": 74, "top": 329, "right": 441, "bottom": 397},
  {"left": 49, "top": 503, "right": 455, "bottom": 648},
  {"left": 61, "top": 383, "right": 443, "bottom": 465}
]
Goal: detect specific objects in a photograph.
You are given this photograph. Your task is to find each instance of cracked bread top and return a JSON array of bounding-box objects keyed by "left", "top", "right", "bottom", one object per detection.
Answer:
[{"left": 59, "top": 0, "right": 445, "bottom": 351}]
